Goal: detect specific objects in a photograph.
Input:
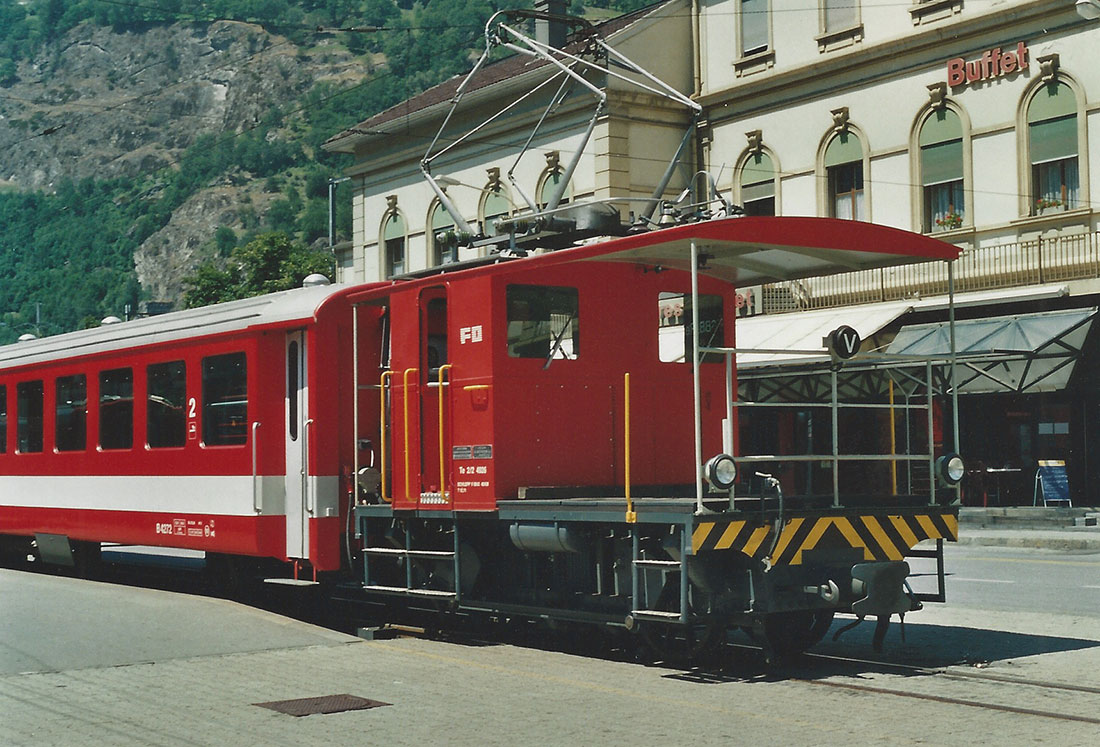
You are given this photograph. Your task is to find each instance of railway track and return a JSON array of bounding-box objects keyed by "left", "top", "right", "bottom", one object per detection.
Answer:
[{"left": 777, "top": 649, "right": 1100, "bottom": 726}]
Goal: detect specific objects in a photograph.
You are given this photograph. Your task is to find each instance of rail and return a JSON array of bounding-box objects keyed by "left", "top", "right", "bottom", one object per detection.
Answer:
[
  {"left": 760, "top": 228, "right": 1100, "bottom": 312},
  {"left": 379, "top": 370, "right": 393, "bottom": 502},
  {"left": 705, "top": 346, "right": 950, "bottom": 508},
  {"left": 251, "top": 421, "right": 261, "bottom": 512},
  {"left": 437, "top": 364, "right": 452, "bottom": 501},
  {"left": 402, "top": 367, "right": 418, "bottom": 502}
]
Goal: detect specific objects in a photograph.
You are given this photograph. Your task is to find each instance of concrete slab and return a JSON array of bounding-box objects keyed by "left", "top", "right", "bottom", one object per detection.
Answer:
[{"left": 0, "top": 569, "right": 356, "bottom": 676}]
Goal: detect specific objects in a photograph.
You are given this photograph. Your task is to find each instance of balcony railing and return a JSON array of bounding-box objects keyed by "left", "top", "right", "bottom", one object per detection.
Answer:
[{"left": 761, "top": 230, "right": 1100, "bottom": 313}]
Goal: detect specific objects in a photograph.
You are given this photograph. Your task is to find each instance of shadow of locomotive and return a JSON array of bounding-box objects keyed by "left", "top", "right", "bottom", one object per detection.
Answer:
[{"left": 660, "top": 620, "right": 1100, "bottom": 684}]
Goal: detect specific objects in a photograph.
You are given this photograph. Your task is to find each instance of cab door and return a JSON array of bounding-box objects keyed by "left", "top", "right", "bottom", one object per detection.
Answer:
[
  {"left": 285, "top": 330, "right": 311, "bottom": 560},
  {"left": 418, "top": 287, "right": 450, "bottom": 507}
]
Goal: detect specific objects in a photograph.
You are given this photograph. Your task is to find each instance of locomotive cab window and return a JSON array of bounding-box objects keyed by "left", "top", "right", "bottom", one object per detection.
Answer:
[
  {"left": 16, "top": 380, "right": 43, "bottom": 453},
  {"left": 147, "top": 361, "right": 186, "bottom": 449},
  {"left": 202, "top": 352, "right": 247, "bottom": 446},
  {"left": 55, "top": 375, "right": 87, "bottom": 451},
  {"left": 100, "top": 368, "right": 133, "bottom": 450},
  {"left": 506, "top": 285, "right": 579, "bottom": 360},
  {"left": 658, "top": 292, "right": 725, "bottom": 363}
]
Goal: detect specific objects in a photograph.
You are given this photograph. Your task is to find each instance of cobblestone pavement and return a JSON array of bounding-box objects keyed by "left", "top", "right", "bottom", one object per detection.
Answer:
[{"left": 2, "top": 569, "right": 1098, "bottom": 746}]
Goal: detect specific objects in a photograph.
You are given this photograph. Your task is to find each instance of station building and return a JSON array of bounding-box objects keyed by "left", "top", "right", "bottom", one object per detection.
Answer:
[{"left": 325, "top": 0, "right": 1100, "bottom": 506}]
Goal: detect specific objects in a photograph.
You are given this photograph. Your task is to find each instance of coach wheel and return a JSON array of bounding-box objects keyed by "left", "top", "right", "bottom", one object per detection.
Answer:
[
  {"left": 639, "top": 574, "right": 724, "bottom": 664},
  {"left": 762, "top": 609, "right": 835, "bottom": 661}
]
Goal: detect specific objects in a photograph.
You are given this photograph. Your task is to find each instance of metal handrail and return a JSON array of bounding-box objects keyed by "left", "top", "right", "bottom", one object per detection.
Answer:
[
  {"left": 402, "top": 367, "right": 418, "bottom": 502},
  {"left": 437, "top": 364, "right": 453, "bottom": 500},
  {"left": 380, "top": 370, "right": 393, "bottom": 503},
  {"left": 304, "top": 418, "right": 315, "bottom": 513},
  {"left": 251, "top": 421, "right": 261, "bottom": 512}
]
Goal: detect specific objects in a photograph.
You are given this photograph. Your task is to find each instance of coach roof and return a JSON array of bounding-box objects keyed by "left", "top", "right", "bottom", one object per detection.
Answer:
[{"left": 0, "top": 283, "right": 359, "bottom": 370}]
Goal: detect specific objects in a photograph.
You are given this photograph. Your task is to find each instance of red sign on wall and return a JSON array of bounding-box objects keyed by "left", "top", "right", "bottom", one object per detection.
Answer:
[{"left": 947, "top": 42, "right": 1029, "bottom": 88}]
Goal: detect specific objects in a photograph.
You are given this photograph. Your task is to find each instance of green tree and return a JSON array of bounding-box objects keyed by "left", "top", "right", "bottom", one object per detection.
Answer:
[{"left": 182, "top": 232, "right": 334, "bottom": 308}]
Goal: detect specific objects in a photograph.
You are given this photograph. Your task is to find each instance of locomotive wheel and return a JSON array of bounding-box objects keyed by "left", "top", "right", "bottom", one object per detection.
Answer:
[
  {"left": 639, "top": 574, "right": 724, "bottom": 664},
  {"left": 762, "top": 609, "right": 835, "bottom": 661}
]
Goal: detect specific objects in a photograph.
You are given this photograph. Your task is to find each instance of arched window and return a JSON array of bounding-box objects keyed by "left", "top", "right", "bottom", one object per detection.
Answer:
[
  {"left": 740, "top": 151, "right": 775, "bottom": 216},
  {"left": 1028, "top": 82, "right": 1078, "bottom": 214},
  {"left": 482, "top": 187, "right": 511, "bottom": 237},
  {"left": 539, "top": 170, "right": 570, "bottom": 209},
  {"left": 428, "top": 201, "right": 456, "bottom": 266},
  {"left": 381, "top": 211, "right": 406, "bottom": 277},
  {"left": 824, "top": 131, "right": 864, "bottom": 220},
  {"left": 919, "top": 109, "right": 964, "bottom": 232}
]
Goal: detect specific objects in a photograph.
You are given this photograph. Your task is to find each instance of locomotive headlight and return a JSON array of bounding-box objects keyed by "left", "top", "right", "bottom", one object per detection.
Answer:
[
  {"left": 704, "top": 453, "right": 738, "bottom": 490},
  {"left": 936, "top": 453, "right": 965, "bottom": 486}
]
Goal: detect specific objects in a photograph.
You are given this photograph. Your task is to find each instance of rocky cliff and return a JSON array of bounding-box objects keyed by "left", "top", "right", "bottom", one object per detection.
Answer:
[{"left": 0, "top": 20, "right": 369, "bottom": 306}]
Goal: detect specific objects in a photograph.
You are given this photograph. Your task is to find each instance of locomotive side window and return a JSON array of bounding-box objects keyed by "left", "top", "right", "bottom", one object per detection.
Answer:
[
  {"left": 506, "top": 285, "right": 579, "bottom": 360},
  {"left": 55, "top": 375, "right": 88, "bottom": 451},
  {"left": 147, "top": 361, "right": 186, "bottom": 448},
  {"left": 0, "top": 385, "right": 6, "bottom": 453},
  {"left": 99, "top": 368, "right": 134, "bottom": 450},
  {"left": 202, "top": 352, "right": 247, "bottom": 446},
  {"left": 658, "top": 292, "right": 725, "bottom": 363},
  {"left": 16, "top": 380, "right": 43, "bottom": 453}
]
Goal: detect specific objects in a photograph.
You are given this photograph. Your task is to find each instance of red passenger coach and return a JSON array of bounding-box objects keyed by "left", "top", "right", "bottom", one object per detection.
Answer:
[{"left": 0, "top": 285, "right": 364, "bottom": 574}]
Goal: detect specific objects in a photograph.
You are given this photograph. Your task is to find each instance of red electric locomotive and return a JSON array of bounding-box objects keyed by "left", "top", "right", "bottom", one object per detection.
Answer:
[{"left": 0, "top": 215, "right": 963, "bottom": 657}]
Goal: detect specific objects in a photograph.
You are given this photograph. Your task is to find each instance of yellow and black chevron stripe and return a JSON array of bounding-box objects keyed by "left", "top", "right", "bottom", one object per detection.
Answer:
[{"left": 692, "top": 512, "right": 958, "bottom": 565}]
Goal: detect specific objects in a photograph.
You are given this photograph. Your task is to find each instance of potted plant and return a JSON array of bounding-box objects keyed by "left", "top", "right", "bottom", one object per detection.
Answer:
[
  {"left": 935, "top": 211, "right": 963, "bottom": 230},
  {"left": 1035, "top": 197, "right": 1062, "bottom": 214}
]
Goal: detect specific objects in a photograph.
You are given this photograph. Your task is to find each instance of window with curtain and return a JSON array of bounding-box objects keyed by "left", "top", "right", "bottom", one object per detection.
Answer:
[
  {"left": 824, "top": 131, "right": 864, "bottom": 220},
  {"left": 740, "top": 0, "right": 769, "bottom": 56},
  {"left": 920, "top": 108, "right": 965, "bottom": 232},
  {"left": 1028, "top": 82, "right": 1078, "bottom": 214},
  {"left": 740, "top": 151, "right": 775, "bottom": 216},
  {"left": 428, "top": 202, "right": 456, "bottom": 266},
  {"left": 382, "top": 211, "right": 406, "bottom": 277}
]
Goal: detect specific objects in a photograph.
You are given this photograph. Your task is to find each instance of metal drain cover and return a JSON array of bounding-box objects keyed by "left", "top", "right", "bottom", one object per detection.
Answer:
[{"left": 254, "top": 694, "right": 391, "bottom": 717}]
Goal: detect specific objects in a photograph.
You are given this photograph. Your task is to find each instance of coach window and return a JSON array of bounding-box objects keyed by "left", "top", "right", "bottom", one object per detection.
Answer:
[
  {"left": 0, "top": 385, "right": 6, "bottom": 453},
  {"left": 99, "top": 368, "right": 133, "bottom": 450},
  {"left": 16, "top": 380, "right": 43, "bottom": 453},
  {"left": 506, "top": 285, "right": 579, "bottom": 361},
  {"left": 202, "top": 352, "right": 247, "bottom": 446},
  {"left": 658, "top": 293, "right": 725, "bottom": 363},
  {"left": 147, "top": 361, "right": 186, "bottom": 449},
  {"left": 55, "top": 375, "right": 87, "bottom": 451}
]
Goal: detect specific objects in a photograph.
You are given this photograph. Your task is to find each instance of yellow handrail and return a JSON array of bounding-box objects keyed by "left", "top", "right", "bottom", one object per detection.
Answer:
[
  {"left": 624, "top": 372, "right": 636, "bottom": 524},
  {"left": 379, "top": 371, "right": 393, "bottom": 502},
  {"left": 437, "top": 364, "right": 453, "bottom": 500},
  {"left": 402, "top": 367, "right": 418, "bottom": 502}
]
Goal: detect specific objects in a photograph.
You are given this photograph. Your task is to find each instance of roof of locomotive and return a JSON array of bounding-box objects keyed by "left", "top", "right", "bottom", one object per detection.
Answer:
[
  {"left": 0, "top": 282, "right": 365, "bottom": 371},
  {"left": 348, "top": 216, "right": 960, "bottom": 302}
]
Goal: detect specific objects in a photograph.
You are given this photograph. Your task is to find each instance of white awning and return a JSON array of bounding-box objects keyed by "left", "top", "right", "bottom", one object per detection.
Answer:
[
  {"left": 735, "top": 301, "right": 914, "bottom": 367},
  {"left": 886, "top": 307, "right": 1097, "bottom": 393}
]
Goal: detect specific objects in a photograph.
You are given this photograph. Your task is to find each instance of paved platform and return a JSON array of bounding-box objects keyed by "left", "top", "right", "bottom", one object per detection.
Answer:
[{"left": 2, "top": 565, "right": 1098, "bottom": 746}]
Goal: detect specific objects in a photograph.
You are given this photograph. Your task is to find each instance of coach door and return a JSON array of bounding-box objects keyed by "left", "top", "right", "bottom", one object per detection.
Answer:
[
  {"left": 285, "top": 330, "right": 311, "bottom": 560},
  {"left": 418, "top": 287, "right": 450, "bottom": 506}
]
